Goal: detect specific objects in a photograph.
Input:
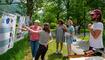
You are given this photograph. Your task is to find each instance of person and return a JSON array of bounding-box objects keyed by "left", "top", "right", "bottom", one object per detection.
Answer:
[
  {"left": 75, "top": 25, "right": 80, "bottom": 35},
  {"left": 86, "top": 9, "right": 104, "bottom": 56},
  {"left": 65, "top": 19, "right": 75, "bottom": 57},
  {"left": 35, "top": 23, "right": 53, "bottom": 60},
  {"left": 23, "top": 20, "right": 42, "bottom": 60},
  {"left": 55, "top": 19, "right": 67, "bottom": 54}
]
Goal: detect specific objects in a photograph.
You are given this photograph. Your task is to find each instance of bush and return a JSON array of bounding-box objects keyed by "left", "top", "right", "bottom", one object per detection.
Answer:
[
  {"left": 50, "top": 23, "right": 56, "bottom": 29},
  {"left": 103, "top": 31, "right": 105, "bottom": 46}
]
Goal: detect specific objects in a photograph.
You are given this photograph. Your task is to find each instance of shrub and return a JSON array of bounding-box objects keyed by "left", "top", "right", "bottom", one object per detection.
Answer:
[{"left": 50, "top": 23, "right": 56, "bottom": 29}]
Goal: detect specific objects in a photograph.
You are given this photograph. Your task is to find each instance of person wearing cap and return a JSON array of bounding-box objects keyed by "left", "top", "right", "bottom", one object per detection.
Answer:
[
  {"left": 86, "top": 9, "right": 104, "bottom": 56},
  {"left": 24, "top": 20, "right": 42, "bottom": 60}
]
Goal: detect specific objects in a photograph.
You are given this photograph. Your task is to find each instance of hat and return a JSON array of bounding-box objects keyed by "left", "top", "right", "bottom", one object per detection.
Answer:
[{"left": 34, "top": 20, "right": 40, "bottom": 23}]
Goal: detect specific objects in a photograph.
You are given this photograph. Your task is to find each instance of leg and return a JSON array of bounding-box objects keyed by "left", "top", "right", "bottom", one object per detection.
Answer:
[
  {"left": 56, "top": 42, "right": 59, "bottom": 53},
  {"left": 60, "top": 42, "right": 63, "bottom": 53},
  {"left": 30, "top": 41, "right": 35, "bottom": 58},
  {"left": 41, "top": 45, "right": 48, "bottom": 60},
  {"left": 67, "top": 44, "right": 71, "bottom": 55},
  {"left": 35, "top": 44, "right": 42, "bottom": 60},
  {"left": 34, "top": 41, "right": 39, "bottom": 57}
]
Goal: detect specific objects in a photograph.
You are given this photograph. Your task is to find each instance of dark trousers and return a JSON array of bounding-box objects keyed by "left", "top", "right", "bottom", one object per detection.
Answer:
[
  {"left": 35, "top": 44, "right": 48, "bottom": 60},
  {"left": 89, "top": 46, "right": 104, "bottom": 56}
]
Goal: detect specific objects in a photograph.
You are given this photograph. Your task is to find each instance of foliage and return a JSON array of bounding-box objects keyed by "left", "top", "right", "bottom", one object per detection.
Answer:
[{"left": 50, "top": 23, "right": 56, "bottom": 29}]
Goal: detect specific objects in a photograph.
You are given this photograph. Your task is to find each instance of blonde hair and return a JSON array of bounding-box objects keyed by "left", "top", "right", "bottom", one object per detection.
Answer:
[{"left": 68, "top": 20, "right": 73, "bottom": 25}]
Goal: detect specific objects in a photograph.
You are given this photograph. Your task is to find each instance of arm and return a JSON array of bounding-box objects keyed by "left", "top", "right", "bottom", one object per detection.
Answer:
[
  {"left": 89, "top": 29, "right": 101, "bottom": 39},
  {"left": 48, "top": 32, "right": 53, "bottom": 44},
  {"left": 25, "top": 26, "right": 41, "bottom": 33},
  {"left": 63, "top": 24, "right": 67, "bottom": 32},
  {"left": 88, "top": 24, "right": 101, "bottom": 39},
  {"left": 18, "top": 27, "right": 27, "bottom": 31}
]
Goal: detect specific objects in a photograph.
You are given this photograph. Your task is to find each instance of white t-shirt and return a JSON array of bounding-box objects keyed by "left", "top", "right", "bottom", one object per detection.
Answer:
[{"left": 89, "top": 22, "right": 104, "bottom": 49}]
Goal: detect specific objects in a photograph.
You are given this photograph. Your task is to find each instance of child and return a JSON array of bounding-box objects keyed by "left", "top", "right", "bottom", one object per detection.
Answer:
[
  {"left": 65, "top": 19, "right": 75, "bottom": 57},
  {"left": 55, "top": 19, "right": 67, "bottom": 54}
]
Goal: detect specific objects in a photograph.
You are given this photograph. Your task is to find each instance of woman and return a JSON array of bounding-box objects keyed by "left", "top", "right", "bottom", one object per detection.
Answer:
[
  {"left": 55, "top": 19, "right": 67, "bottom": 54},
  {"left": 65, "top": 19, "right": 75, "bottom": 57},
  {"left": 86, "top": 9, "right": 104, "bottom": 56},
  {"left": 35, "top": 23, "right": 52, "bottom": 60},
  {"left": 24, "top": 20, "right": 42, "bottom": 60}
]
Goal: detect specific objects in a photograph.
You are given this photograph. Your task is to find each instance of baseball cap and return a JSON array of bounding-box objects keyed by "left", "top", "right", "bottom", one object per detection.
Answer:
[{"left": 34, "top": 20, "right": 40, "bottom": 23}]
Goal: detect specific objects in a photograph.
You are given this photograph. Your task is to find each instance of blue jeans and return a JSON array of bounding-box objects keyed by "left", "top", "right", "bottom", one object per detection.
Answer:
[{"left": 30, "top": 40, "right": 39, "bottom": 58}]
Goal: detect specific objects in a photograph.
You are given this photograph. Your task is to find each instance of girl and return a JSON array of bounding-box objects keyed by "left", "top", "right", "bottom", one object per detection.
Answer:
[
  {"left": 65, "top": 19, "right": 75, "bottom": 57},
  {"left": 55, "top": 19, "right": 67, "bottom": 54}
]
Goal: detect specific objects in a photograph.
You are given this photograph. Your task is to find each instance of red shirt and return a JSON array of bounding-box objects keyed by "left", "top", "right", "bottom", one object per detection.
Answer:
[{"left": 29, "top": 25, "right": 41, "bottom": 41}]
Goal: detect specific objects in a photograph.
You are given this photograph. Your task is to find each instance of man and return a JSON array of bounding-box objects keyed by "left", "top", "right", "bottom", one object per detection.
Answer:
[{"left": 86, "top": 9, "right": 104, "bottom": 56}]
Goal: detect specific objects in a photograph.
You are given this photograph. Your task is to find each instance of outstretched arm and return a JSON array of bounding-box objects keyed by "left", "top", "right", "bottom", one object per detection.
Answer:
[{"left": 24, "top": 26, "right": 42, "bottom": 33}]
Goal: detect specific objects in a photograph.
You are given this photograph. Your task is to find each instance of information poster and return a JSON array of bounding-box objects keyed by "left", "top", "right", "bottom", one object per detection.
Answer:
[
  {"left": 16, "top": 16, "right": 25, "bottom": 41},
  {"left": 0, "top": 14, "right": 17, "bottom": 55},
  {"left": 0, "top": 15, "right": 11, "bottom": 55}
]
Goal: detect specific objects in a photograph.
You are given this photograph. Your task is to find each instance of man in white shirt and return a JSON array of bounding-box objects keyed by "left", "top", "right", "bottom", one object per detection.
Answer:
[{"left": 86, "top": 9, "right": 104, "bottom": 56}]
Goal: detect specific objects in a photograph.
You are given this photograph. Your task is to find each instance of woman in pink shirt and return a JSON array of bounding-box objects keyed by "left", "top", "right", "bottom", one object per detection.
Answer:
[{"left": 25, "top": 20, "right": 42, "bottom": 60}]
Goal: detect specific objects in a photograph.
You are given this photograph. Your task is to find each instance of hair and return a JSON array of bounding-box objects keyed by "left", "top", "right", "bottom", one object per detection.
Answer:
[
  {"left": 68, "top": 19, "right": 73, "bottom": 25},
  {"left": 91, "top": 9, "right": 102, "bottom": 22},
  {"left": 43, "top": 23, "right": 50, "bottom": 33}
]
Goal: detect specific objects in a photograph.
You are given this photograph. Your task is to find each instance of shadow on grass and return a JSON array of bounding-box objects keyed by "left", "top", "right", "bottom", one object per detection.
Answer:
[{"left": 48, "top": 53, "right": 68, "bottom": 60}]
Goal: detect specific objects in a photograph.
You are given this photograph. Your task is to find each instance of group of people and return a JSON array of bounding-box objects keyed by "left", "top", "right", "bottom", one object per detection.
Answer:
[{"left": 22, "top": 8, "right": 104, "bottom": 60}]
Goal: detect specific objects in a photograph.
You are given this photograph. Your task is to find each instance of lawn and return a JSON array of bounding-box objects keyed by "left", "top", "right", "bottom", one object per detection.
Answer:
[
  {"left": 46, "top": 40, "right": 68, "bottom": 60},
  {"left": 24, "top": 39, "right": 68, "bottom": 60}
]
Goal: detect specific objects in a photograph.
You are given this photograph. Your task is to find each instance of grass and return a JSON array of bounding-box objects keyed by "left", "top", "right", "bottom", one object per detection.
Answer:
[
  {"left": 79, "top": 35, "right": 89, "bottom": 41},
  {"left": 24, "top": 39, "right": 69, "bottom": 60},
  {"left": 23, "top": 39, "right": 68, "bottom": 60},
  {"left": 0, "top": 37, "right": 68, "bottom": 60},
  {"left": 46, "top": 39, "right": 68, "bottom": 60},
  {"left": 0, "top": 35, "right": 29, "bottom": 60}
]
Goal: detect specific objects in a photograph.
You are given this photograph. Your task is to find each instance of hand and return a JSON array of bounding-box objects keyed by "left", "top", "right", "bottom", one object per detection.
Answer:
[
  {"left": 22, "top": 24, "right": 26, "bottom": 28},
  {"left": 88, "top": 23, "right": 92, "bottom": 31},
  {"left": 44, "top": 44, "right": 48, "bottom": 47}
]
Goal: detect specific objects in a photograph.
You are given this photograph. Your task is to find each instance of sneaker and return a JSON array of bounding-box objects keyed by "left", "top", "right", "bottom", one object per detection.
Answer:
[
  {"left": 59, "top": 51, "right": 63, "bottom": 54},
  {"left": 64, "top": 54, "right": 69, "bottom": 58},
  {"left": 55, "top": 51, "right": 59, "bottom": 54},
  {"left": 32, "top": 57, "right": 34, "bottom": 60}
]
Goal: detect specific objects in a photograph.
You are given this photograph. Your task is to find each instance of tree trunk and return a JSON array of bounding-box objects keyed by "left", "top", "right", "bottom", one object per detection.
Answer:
[
  {"left": 66, "top": 0, "right": 70, "bottom": 19},
  {"left": 26, "top": 0, "right": 34, "bottom": 20}
]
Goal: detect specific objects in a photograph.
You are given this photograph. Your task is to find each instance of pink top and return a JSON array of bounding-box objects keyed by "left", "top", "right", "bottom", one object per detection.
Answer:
[{"left": 29, "top": 25, "right": 41, "bottom": 41}]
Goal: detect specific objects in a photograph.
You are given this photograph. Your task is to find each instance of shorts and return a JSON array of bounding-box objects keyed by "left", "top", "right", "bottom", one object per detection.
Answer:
[{"left": 66, "top": 36, "right": 73, "bottom": 45}]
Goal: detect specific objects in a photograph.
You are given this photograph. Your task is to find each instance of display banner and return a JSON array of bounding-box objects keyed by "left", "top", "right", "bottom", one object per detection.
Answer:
[
  {"left": 0, "top": 15, "right": 11, "bottom": 55},
  {"left": 8, "top": 14, "right": 17, "bottom": 49},
  {"left": 16, "top": 16, "right": 25, "bottom": 41},
  {"left": 0, "top": 14, "right": 17, "bottom": 55}
]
